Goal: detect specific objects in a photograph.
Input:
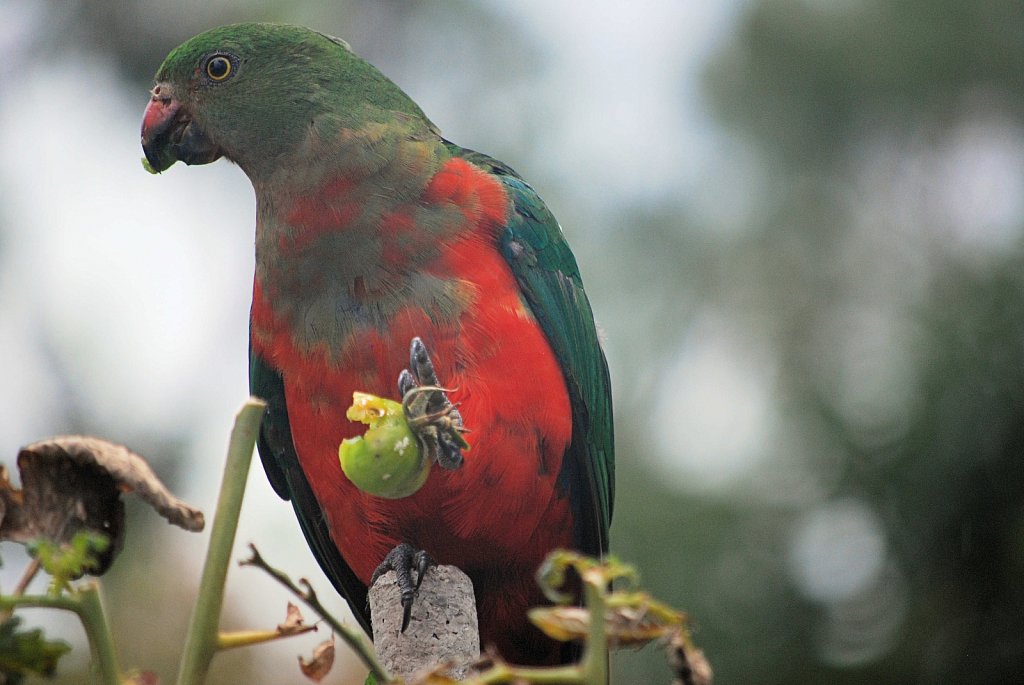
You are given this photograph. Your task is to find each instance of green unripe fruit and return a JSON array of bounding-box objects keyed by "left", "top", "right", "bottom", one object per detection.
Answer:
[{"left": 338, "top": 392, "right": 428, "bottom": 499}]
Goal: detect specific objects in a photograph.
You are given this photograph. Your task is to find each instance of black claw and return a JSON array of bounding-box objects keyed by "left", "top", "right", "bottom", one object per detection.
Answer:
[
  {"left": 410, "top": 337, "right": 441, "bottom": 387},
  {"left": 371, "top": 543, "right": 434, "bottom": 632},
  {"left": 413, "top": 549, "right": 431, "bottom": 590},
  {"left": 397, "top": 368, "right": 417, "bottom": 398},
  {"left": 398, "top": 337, "right": 469, "bottom": 470},
  {"left": 437, "top": 434, "right": 465, "bottom": 470}
]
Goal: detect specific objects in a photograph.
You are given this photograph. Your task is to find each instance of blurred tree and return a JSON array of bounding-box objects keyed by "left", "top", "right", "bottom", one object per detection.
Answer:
[{"left": 642, "top": 0, "right": 1024, "bottom": 682}]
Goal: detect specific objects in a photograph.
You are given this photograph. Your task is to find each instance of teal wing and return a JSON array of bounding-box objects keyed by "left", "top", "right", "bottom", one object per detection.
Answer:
[
  {"left": 249, "top": 347, "right": 372, "bottom": 634},
  {"left": 451, "top": 144, "right": 615, "bottom": 556}
]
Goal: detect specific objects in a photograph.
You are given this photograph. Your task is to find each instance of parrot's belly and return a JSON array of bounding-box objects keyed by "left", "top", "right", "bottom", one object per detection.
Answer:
[
  {"left": 276, "top": 306, "right": 576, "bottom": 666},
  {"left": 284, "top": 308, "right": 575, "bottom": 584}
]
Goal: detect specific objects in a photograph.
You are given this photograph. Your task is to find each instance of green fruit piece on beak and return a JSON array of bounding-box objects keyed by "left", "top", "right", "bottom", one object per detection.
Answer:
[{"left": 339, "top": 392, "right": 428, "bottom": 499}]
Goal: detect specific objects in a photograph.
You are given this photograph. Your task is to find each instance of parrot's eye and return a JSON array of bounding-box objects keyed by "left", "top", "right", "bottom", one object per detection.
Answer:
[{"left": 204, "top": 55, "right": 234, "bottom": 82}]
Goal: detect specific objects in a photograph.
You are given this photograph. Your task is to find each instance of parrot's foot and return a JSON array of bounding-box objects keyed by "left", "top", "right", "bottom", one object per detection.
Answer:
[
  {"left": 370, "top": 542, "right": 433, "bottom": 632},
  {"left": 398, "top": 337, "right": 469, "bottom": 470}
]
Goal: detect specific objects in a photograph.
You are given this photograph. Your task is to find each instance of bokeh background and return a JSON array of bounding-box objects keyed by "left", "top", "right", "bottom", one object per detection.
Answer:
[{"left": 2, "top": 1, "right": 1023, "bottom": 683}]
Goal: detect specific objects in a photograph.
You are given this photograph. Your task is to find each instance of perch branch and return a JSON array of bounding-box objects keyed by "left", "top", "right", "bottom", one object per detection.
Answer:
[{"left": 369, "top": 566, "right": 480, "bottom": 680}]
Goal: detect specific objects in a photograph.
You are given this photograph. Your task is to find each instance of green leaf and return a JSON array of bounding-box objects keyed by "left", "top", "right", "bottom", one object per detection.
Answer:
[
  {"left": 0, "top": 616, "right": 72, "bottom": 681},
  {"left": 29, "top": 531, "right": 111, "bottom": 594}
]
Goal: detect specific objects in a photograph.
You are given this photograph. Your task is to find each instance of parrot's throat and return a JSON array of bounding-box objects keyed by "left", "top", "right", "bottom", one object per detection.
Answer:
[{"left": 250, "top": 124, "right": 502, "bottom": 365}]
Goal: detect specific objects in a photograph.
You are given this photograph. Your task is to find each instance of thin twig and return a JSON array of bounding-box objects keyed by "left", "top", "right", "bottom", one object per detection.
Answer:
[
  {"left": 239, "top": 543, "right": 391, "bottom": 683},
  {"left": 0, "top": 557, "right": 42, "bottom": 623},
  {"left": 12, "top": 557, "right": 42, "bottom": 596}
]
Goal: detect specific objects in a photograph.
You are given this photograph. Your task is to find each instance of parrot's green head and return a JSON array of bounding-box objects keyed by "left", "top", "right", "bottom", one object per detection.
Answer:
[{"left": 141, "top": 23, "right": 432, "bottom": 178}]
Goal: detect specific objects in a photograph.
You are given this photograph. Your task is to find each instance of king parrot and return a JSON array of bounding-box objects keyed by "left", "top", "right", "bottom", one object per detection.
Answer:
[{"left": 141, "top": 23, "right": 614, "bottom": 665}]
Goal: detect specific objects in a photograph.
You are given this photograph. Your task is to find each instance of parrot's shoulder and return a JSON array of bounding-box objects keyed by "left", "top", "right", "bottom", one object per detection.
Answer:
[{"left": 444, "top": 141, "right": 584, "bottom": 282}]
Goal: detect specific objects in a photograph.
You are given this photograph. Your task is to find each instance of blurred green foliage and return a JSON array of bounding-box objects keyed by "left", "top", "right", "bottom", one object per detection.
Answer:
[{"left": 0, "top": 616, "right": 71, "bottom": 683}]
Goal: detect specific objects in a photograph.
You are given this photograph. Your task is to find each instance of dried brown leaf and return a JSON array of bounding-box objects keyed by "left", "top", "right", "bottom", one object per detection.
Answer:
[
  {"left": 667, "top": 628, "right": 713, "bottom": 685},
  {"left": 298, "top": 636, "right": 335, "bottom": 683},
  {"left": 0, "top": 466, "right": 23, "bottom": 533},
  {"left": 21, "top": 437, "right": 204, "bottom": 531},
  {"left": 605, "top": 595, "right": 686, "bottom": 647},
  {"left": 277, "top": 602, "right": 309, "bottom": 635},
  {"left": 123, "top": 670, "right": 161, "bottom": 685},
  {"left": 404, "top": 656, "right": 483, "bottom": 684},
  {"left": 530, "top": 592, "right": 690, "bottom": 648},
  {"left": 407, "top": 671, "right": 460, "bottom": 684},
  {"left": 528, "top": 606, "right": 590, "bottom": 642},
  {"left": 0, "top": 436, "right": 205, "bottom": 576}
]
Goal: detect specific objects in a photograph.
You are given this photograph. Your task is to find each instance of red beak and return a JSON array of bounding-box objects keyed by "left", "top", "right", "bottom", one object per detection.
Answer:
[{"left": 141, "top": 85, "right": 221, "bottom": 172}]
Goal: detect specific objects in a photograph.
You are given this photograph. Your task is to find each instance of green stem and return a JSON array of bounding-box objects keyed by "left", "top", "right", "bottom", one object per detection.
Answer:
[
  {"left": 216, "top": 628, "right": 313, "bottom": 651},
  {"left": 468, "top": 663, "right": 584, "bottom": 684},
  {"left": 580, "top": 571, "right": 608, "bottom": 685},
  {"left": 77, "top": 584, "right": 121, "bottom": 685},
  {"left": 0, "top": 593, "right": 79, "bottom": 614},
  {"left": 176, "top": 398, "right": 266, "bottom": 685}
]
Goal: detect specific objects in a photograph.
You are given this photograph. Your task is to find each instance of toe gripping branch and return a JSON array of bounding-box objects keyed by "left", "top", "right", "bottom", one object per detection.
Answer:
[
  {"left": 398, "top": 337, "right": 470, "bottom": 471},
  {"left": 370, "top": 543, "right": 433, "bottom": 632}
]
